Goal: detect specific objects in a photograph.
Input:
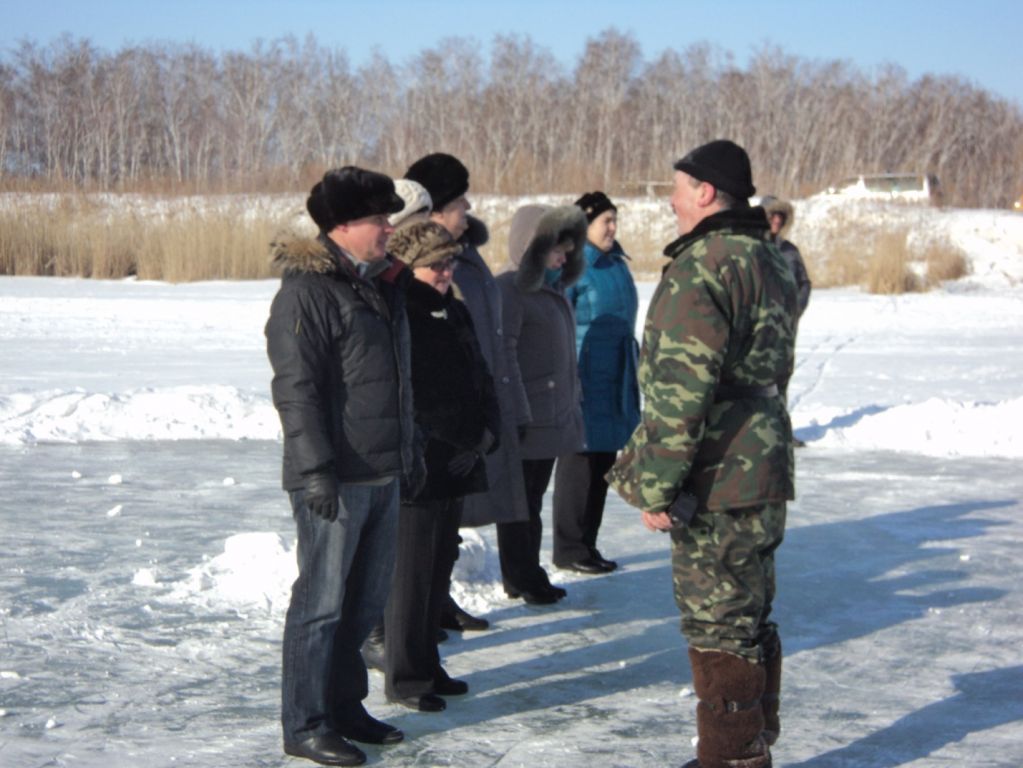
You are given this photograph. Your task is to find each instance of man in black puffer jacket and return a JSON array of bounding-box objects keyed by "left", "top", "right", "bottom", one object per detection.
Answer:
[{"left": 266, "top": 167, "right": 416, "bottom": 767}]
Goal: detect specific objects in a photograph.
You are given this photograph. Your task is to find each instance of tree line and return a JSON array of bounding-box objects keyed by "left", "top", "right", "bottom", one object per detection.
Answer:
[{"left": 1, "top": 30, "right": 1020, "bottom": 207}]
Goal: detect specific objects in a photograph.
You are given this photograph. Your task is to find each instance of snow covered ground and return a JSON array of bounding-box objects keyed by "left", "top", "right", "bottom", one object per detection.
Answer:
[{"left": 2, "top": 205, "right": 1023, "bottom": 767}]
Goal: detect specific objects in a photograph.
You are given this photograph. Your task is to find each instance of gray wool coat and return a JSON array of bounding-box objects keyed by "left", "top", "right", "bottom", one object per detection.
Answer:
[
  {"left": 497, "top": 205, "right": 587, "bottom": 460},
  {"left": 453, "top": 215, "right": 529, "bottom": 526}
]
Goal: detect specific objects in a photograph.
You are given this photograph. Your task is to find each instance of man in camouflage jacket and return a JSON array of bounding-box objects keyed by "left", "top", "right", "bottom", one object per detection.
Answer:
[{"left": 608, "top": 140, "right": 796, "bottom": 768}]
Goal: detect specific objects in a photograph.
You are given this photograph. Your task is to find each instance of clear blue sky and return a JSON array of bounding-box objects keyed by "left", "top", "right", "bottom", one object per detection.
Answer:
[{"left": 3, "top": 0, "right": 1020, "bottom": 107}]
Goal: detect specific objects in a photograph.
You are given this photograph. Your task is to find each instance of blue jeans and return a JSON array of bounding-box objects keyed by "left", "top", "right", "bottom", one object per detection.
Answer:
[{"left": 281, "top": 478, "right": 399, "bottom": 742}]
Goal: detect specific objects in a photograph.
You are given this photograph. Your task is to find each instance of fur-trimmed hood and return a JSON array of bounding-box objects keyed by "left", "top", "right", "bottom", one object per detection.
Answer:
[
  {"left": 270, "top": 230, "right": 340, "bottom": 275},
  {"left": 760, "top": 195, "right": 795, "bottom": 238},
  {"left": 506, "top": 205, "right": 587, "bottom": 293}
]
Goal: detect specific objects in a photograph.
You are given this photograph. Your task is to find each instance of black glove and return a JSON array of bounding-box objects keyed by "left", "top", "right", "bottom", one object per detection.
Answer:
[
  {"left": 304, "top": 473, "right": 339, "bottom": 522},
  {"left": 446, "top": 450, "right": 478, "bottom": 478}
]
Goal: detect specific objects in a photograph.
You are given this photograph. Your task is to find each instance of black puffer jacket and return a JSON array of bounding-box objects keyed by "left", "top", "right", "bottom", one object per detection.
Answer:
[
  {"left": 405, "top": 278, "right": 500, "bottom": 501},
  {"left": 265, "top": 232, "right": 415, "bottom": 490}
]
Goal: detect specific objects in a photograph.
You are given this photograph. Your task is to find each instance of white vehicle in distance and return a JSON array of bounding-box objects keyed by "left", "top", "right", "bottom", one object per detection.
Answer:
[{"left": 824, "top": 173, "right": 942, "bottom": 205}]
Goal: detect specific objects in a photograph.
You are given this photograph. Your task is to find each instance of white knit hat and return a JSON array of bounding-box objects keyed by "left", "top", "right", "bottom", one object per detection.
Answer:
[{"left": 389, "top": 179, "right": 433, "bottom": 227}]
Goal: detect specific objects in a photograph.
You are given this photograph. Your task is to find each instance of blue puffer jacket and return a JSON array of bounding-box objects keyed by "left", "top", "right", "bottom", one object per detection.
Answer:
[{"left": 567, "top": 240, "right": 641, "bottom": 452}]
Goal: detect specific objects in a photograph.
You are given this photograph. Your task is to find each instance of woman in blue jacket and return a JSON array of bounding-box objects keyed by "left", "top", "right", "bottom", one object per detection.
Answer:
[{"left": 552, "top": 192, "right": 640, "bottom": 574}]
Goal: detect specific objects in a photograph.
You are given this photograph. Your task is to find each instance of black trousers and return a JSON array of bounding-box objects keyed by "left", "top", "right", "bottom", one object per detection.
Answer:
[
  {"left": 384, "top": 496, "right": 462, "bottom": 700},
  {"left": 496, "top": 458, "right": 556, "bottom": 593},
  {"left": 552, "top": 451, "right": 617, "bottom": 566}
]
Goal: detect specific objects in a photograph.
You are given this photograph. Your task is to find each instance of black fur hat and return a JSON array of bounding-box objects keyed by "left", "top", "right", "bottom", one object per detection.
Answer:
[
  {"left": 574, "top": 191, "right": 617, "bottom": 223},
  {"left": 673, "top": 139, "right": 756, "bottom": 200},
  {"left": 404, "top": 153, "right": 470, "bottom": 211},
  {"left": 306, "top": 166, "right": 404, "bottom": 231}
]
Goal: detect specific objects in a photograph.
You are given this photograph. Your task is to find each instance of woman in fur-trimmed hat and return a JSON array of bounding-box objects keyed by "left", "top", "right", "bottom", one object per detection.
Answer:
[
  {"left": 495, "top": 204, "right": 587, "bottom": 605},
  {"left": 380, "top": 220, "right": 501, "bottom": 712}
]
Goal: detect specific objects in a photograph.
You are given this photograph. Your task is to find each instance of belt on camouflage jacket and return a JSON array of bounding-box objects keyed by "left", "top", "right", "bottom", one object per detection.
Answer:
[{"left": 713, "top": 383, "right": 779, "bottom": 402}]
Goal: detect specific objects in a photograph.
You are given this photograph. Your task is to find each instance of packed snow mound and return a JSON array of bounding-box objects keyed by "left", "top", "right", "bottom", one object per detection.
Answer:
[
  {"left": 151, "top": 529, "right": 503, "bottom": 616},
  {"left": 0, "top": 386, "right": 279, "bottom": 444},
  {"left": 164, "top": 532, "right": 297, "bottom": 612},
  {"left": 809, "top": 397, "right": 1023, "bottom": 457}
]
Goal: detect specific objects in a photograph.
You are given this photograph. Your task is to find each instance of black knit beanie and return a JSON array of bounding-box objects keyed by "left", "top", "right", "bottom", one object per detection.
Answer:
[
  {"left": 574, "top": 191, "right": 617, "bottom": 223},
  {"left": 306, "top": 167, "right": 404, "bottom": 231},
  {"left": 404, "top": 153, "right": 470, "bottom": 211},
  {"left": 673, "top": 140, "right": 756, "bottom": 200}
]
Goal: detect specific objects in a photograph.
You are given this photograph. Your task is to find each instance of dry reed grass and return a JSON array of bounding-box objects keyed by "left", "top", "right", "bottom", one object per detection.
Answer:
[
  {"left": 1, "top": 195, "right": 969, "bottom": 294},
  {"left": 803, "top": 220, "right": 969, "bottom": 295},
  {"left": 0, "top": 197, "right": 291, "bottom": 281}
]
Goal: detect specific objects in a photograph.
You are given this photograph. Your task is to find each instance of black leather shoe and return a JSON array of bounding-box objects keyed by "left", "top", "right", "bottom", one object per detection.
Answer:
[
  {"left": 543, "top": 582, "right": 568, "bottom": 599},
  {"left": 334, "top": 705, "right": 404, "bottom": 745},
  {"left": 283, "top": 732, "right": 366, "bottom": 766},
  {"left": 591, "top": 549, "right": 618, "bottom": 571},
  {"left": 437, "top": 628, "right": 449, "bottom": 643},
  {"left": 434, "top": 675, "right": 468, "bottom": 696},
  {"left": 390, "top": 692, "right": 446, "bottom": 712},
  {"left": 440, "top": 602, "right": 490, "bottom": 632},
  {"left": 505, "top": 585, "right": 562, "bottom": 604},
  {"left": 559, "top": 557, "right": 612, "bottom": 575}
]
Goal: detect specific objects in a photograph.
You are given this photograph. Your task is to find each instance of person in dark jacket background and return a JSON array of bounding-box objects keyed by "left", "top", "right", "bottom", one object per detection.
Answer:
[
  {"left": 265, "top": 166, "right": 413, "bottom": 767},
  {"left": 552, "top": 191, "right": 640, "bottom": 575},
  {"left": 496, "top": 204, "right": 587, "bottom": 605},
  {"left": 761, "top": 195, "right": 810, "bottom": 321},
  {"left": 381, "top": 220, "right": 500, "bottom": 713},
  {"left": 761, "top": 194, "right": 811, "bottom": 441},
  {"left": 405, "top": 153, "right": 530, "bottom": 632}
]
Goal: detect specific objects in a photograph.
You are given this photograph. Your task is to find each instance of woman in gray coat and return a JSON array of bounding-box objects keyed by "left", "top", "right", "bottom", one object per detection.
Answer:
[{"left": 496, "top": 205, "right": 587, "bottom": 605}]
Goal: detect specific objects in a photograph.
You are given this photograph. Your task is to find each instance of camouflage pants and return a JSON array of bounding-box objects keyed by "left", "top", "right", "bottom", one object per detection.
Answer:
[{"left": 670, "top": 502, "right": 786, "bottom": 662}]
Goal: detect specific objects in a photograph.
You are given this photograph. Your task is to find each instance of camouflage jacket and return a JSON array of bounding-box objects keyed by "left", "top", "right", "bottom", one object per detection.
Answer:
[{"left": 607, "top": 206, "right": 797, "bottom": 514}]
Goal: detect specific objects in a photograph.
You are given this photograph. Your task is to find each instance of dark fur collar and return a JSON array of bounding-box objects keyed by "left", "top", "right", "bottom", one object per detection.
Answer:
[
  {"left": 663, "top": 205, "right": 770, "bottom": 258},
  {"left": 462, "top": 214, "right": 489, "bottom": 248},
  {"left": 406, "top": 276, "right": 452, "bottom": 311}
]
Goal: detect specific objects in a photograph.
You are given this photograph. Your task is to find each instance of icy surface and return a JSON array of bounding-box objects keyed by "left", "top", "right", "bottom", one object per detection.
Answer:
[{"left": 2, "top": 205, "right": 1023, "bottom": 766}]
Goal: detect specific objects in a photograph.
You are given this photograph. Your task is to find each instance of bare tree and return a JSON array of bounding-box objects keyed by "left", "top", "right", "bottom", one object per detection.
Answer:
[{"left": 1, "top": 31, "right": 1021, "bottom": 206}]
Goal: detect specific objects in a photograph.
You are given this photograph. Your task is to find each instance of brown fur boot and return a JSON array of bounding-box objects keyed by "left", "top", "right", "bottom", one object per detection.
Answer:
[
  {"left": 685, "top": 648, "right": 772, "bottom": 768},
  {"left": 761, "top": 636, "right": 782, "bottom": 747}
]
